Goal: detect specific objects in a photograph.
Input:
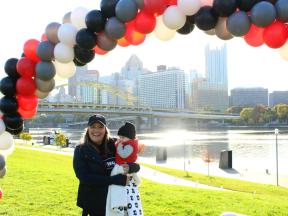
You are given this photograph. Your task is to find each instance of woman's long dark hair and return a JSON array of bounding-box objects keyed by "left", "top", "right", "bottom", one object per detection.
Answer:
[{"left": 82, "top": 127, "right": 112, "bottom": 155}]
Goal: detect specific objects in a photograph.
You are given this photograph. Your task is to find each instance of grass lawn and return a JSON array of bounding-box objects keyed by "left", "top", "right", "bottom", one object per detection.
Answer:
[{"left": 0, "top": 148, "right": 287, "bottom": 216}]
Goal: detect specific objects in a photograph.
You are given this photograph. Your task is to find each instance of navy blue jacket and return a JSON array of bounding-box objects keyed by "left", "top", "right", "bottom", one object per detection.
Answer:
[{"left": 73, "top": 138, "right": 140, "bottom": 215}]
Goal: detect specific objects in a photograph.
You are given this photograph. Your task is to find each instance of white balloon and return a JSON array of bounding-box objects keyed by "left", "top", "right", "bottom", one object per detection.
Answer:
[
  {"left": 200, "top": 0, "right": 214, "bottom": 6},
  {"left": 54, "top": 61, "right": 76, "bottom": 79},
  {"left": 163, "top": 6, "right": 186, "bottom": 30},
  {"left": 0, "top": 132, "right": 14, "bottom": 151},
  {"left": 178, "top": 0, "right": 201, "bottom": 16},
  {"left": 71, "top": 7, "right": 89, "bottom": 30},
  {"left": 58, "top": 23, "right": 78, "bottom": 47},
  {"left": 154, "top": 16, "right": 176, "bottom": 41},
  {"left": 0, "top": 120, "right": 6, "bottom": 136},
  {"left": 279, "top": 41, "right": 288, "bottom": 61},
  {"left": 54, "top": 43, "right": 75, "bottom": 63}
]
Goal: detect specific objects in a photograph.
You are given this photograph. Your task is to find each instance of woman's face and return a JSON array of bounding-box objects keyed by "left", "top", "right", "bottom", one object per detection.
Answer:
[{"left": 88, "top": 122, "right": 106, "bottom": 145}]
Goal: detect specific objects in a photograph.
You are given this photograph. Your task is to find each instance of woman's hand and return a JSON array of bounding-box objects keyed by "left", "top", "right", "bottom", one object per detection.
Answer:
[{"left": 121, "top": 163, "right": 129, "bottom": 175}]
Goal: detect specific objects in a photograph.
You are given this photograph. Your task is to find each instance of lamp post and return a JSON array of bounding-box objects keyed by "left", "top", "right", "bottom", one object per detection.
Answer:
[{"left": 274, "top": 128, "right": 279, "bottom": 186}]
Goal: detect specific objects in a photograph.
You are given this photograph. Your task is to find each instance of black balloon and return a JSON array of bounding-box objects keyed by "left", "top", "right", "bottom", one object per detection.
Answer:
[
  {"left": 186, "top": 15, "right": 195, "bottom": 24},
  {"left": 0, "top": 77, "right": 16, "bottom": 96},
  {"left": 213, "top": 0, "right": 238, "bottom": 17},
  {"left": 195, "top": 6, "right": 218, "bottom": 31},
  {"left": 3, "top": 113, "right": 23, "bottom": 130},
  {"left": 76, "top": 28, "right": 97, "bottom": 50},
  {"left": 237, "top": 0, "right": 275, "bottom": 11},
  {"left": 177, "top": 19, "right": 195, "bottom": 35},
  {"left": 0, "top": 96, "right": 18, "bottom": 114},
  {"left": 74, "top": 45, "right": 95, "bottom": 64},
  {"left": 101, "top": 0, "right": 119, "bottom": 18},
  {"left": 73, "top": 58, "right": 87, "bottom": 66},
  {"left": 6, "top": 125, "right": 23, "bottom": 135},
  {"left": 86, "top": 10, "right": 106, "bottom": 33},
  {"left": 4, "top": 58, "right": 20, "bottom": 79}
]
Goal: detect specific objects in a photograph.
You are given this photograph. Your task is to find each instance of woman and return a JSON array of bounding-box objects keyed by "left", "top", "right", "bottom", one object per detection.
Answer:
[{"left": 73, "top": 114, "right": 140, "bottom": 216}]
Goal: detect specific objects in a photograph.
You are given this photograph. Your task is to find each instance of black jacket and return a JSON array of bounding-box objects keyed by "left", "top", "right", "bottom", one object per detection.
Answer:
[{"left": 73, "top": 138, "right": 140, "bottom": 215}]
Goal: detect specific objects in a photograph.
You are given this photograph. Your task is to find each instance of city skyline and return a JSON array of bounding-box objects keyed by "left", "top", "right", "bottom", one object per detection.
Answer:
[{"left": 1, "top": 0, "right": 288, "bottom": 93}]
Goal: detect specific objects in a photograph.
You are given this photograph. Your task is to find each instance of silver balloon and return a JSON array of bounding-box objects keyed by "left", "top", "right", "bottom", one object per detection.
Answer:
[
  {"left": 35, "top": 89, "right": 50, "bottom": 99},
  {"left": 116, "top": 0, "right": 138, "bottom": 22},
  {"left": 45, "top": 22, "right": 61, "bottom": 44},
  {"left": 205, "top": 28, "right": 216, "bottom": 36},
  {"left": 215, "top": 17, "right": 233, "bottom": 40},
  {"left": 97, "top": 32, "right": 117, "bottom": 51},
  {"left": 227, "top": 11, "right": 251, "bottom": 37},
  {"left": 251, "top": 2, "right": 276, "bottom": 27},
  {"left": 36, "top": 41, "right": 55, "bottom": 61},
  {"left": 63, "top": 12, "right": 72, "bottom": 24},
  {"left": 105, "top": 17, "right": 126, "bottom": 40},
  {"left": 0, "top": 154, "right": 5, "bottom": 170},
  {"left": 0, "top": 167, "right": 6, "bottom": 178},
  {"left": 36, "top": 78, "right": 55, "bottom": 92},
  {"left": 36, "top": 61, "right": 56, "bottom": 81},
  {"left": 134, "top": 0, "right": 144, "bottom": 9},
  {"left": 275, "top": 0, "right": 288, "bottom": 22}
]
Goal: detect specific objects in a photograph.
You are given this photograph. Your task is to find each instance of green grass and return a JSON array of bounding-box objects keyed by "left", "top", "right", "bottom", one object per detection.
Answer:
[{"left": 0, "top": 148, "right": 288, "bottom": 215}]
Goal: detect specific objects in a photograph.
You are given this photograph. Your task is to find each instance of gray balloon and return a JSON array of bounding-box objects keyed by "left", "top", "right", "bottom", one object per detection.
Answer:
[
  {"left": 116, "top": 0, "right": 138, "bottom": 22},
  {"left": 134, "top": 0, "right": 144, "bottom": 9},
  {"left": 251, "top": 2, "right": 276, "bottom": 27},
  {"left": 35, "top": 89, "right": 50, "bottom": 99},
  {"left": 227, "top": 11, "right": 251, "bottom": 37},
  {"left": 0, "top": 154, "right": 5, "bottom": 170},
  {"left": 63, "top": 12, "right": 72, "bottom": 24},
  {"left": 45, "top": 22, "right": 61, "bottom": 44},
  {"left": 36, "top": 41, "right": 55, "bottom": 61},
  {"left": 36, "top": 78, "right": 55, "bottom": 92},
  {"left": 105, "top": 17, "right": 126, "bottom": 40},
  {"left": 97, "top": 32, "right": 117, "bottom": 51},
  {"left": 276, "top": 0, "right": 288, "bottom": 22},
  {"left": 215, "top": 17, "right": 233, "bottom": 40},
  {"left": 0, "top": 167, "right": 6, "bottom": 178},
  {"left": 36, "top": 61, "right": 56, "bottom": 81}
]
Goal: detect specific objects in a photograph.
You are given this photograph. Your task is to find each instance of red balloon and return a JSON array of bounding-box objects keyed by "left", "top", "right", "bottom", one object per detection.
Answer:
[
  {"left": 0, "top": 189, "right": 3, "bottom": 200},
  {"left": 117, "top": 37, "right": 130, "bottom": 47},
  {"left": 16, "top": 77, "right": 36, "bottom": 96},
  {"left": 23, "top": 39, "right": 40, "bottom": 62},
  {"left": 143, "top": 0, "right": 168, "bottom": 16},
  {"left": 16, "top": 57, "right": 36, "bottom": 78},
  {"left": 41, "top": 33, "right": 47, "bottom": 41},
  {"left": 167, "top": 0, "right": 177, "bottom": 5},
  {"left": 263, "top": 21, "right": 288, "bottom": 49},
  {"left": 134, "top": 11, "right": 156, "bottom": 34},
  {"left": 18, "top": 107, "right": 37, "bottom": 119},
  {"left": 125, "top": 22, "right": 146, "bottom": 46},
  {"left": 244, "top": 24, "right": 264, "bottom": 47},
  {"left": 93, "top": 46, "right": 108, "bottom": 55},
  {"left": 17, "top": 95, "right": 38, "bottom": 111}
]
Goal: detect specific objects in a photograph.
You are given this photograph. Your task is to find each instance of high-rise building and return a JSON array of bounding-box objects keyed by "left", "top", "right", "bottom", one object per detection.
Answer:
[
  {"left": 230, "top": 87, "right": 268, "bottom": 106},
  {"left": 68, "top": 66, "right": 100, "bottom": 103},
  {"left": 269, "top": 91, "right": 288, "bottom": 106},
  {"left": 185, "top": 69, "right": 203, "bottom": 109},
  {"left": 139, "top": 66, "right": 185, "bottom": 109}
]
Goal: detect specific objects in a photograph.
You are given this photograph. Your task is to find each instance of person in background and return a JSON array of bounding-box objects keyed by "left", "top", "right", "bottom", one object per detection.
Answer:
[{"left": 73, "top": 114, "right": 140, "bottom": 216}]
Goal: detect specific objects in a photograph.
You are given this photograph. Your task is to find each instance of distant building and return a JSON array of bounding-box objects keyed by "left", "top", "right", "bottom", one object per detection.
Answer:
[
  {"left": 269, "top": 91, "right": 288, "bottom": 106},
  {"left": 139, "top": 66, "right": 185, "bottom": 109},
  {"left": 230, "top": 87, "right": 268, "bottom": 107},
  {"left": 185, "top": 69, "right": 203, "bottom": 109},
  {"left": 49, "top": 86, "right": 74, "bottom": 103}
]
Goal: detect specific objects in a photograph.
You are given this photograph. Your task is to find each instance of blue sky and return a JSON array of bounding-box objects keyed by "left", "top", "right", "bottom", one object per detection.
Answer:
[{"left": 0, "top": 0, "right": 287, "bottom": 92}]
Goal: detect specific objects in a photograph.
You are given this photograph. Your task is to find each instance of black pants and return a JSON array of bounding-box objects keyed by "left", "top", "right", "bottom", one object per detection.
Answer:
[{"left": 82, "top": 209, "right": 104, "bottom": 216}]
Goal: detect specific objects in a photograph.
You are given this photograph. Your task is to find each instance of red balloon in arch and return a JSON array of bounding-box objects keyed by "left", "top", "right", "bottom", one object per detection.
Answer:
[
  {"left": 143, "top": 0, "right": 168, "bottom": 16},
  {"left": 134, "top": 11, "right": 156, "bottom": 34},
  {"left": 167, "top": 0, "right": 177, "bottom": 5},
  {"left": 125, "top": 22, "right": 146, "bottom": 46},
  {"left": 263, "top": 21, "right": 288, "bottom": 49},
  {"left": 18, "top": 107, "right": 37, "bottom": 119},
  {"left": 244, "top": 24, "right": 264, "bottom": 47},
  {"left": 94, "top": 46, "right": 108, "bottom": 55},
  {"left": 16, "top": 77, "right": 36, "bottom": 96},
  {"left": 16, "top": 57, "right": 36, "bottom": 78},
  {"left": 23, "top": 39, "right": 41, "bottom": 62},
  {"left": 41, "top": 33, "right": 48, "bottom": 41},
  {"left": 17, "top": 95, "right": 38, "bottom": 111}
]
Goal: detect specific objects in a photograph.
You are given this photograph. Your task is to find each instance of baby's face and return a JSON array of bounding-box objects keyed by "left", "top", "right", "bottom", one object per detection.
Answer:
[{"left": 118, "top": 136, "right": 130, "bottom": 142}]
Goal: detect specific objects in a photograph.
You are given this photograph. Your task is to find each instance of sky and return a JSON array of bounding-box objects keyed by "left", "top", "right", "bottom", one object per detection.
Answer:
[{"left": 0, "top": 0, "right": 287, "bottom": 92}]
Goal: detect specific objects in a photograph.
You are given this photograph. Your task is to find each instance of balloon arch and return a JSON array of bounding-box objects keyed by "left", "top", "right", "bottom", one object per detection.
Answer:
[{"left": 0, "top": 0, "right": 288, "bottom": 177}]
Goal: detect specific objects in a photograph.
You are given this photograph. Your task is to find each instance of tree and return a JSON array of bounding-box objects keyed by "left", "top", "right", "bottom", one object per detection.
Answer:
[
  {"left": 55, "top": 133, "right": 67, "bottom": 148},
  {"left": 274, "top": 104, "right": 288, "bottom": 123},
  {"left": 240, "top": 107, "right": 253, "bottom": 124},
  {"left": 20, "top": 132, "right": 32, "bottom": 144},
  {"left": 226, "top": 106, "right": 244, "bottom": 114}
]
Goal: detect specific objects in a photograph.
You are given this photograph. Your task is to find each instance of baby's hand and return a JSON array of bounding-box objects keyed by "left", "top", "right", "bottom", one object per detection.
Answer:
[{"left": 121, "top": 163, "right": 129, "bottom": 175}]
